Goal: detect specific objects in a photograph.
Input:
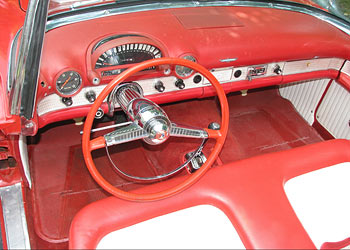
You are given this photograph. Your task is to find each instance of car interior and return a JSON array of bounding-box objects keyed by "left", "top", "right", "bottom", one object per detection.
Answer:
[{"left": 4, "top": 1, "right": 350, "bottom": 249}]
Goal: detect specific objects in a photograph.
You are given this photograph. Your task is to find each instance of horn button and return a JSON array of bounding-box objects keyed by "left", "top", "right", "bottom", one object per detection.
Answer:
[{"left": 115, "top": 83, "right": 172, "bottom": 145}]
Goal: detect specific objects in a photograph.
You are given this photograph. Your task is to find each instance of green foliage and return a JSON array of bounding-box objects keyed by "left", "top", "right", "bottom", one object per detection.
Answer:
[{"left": 339, "top": 0, "right": 350, "bottom": 17}]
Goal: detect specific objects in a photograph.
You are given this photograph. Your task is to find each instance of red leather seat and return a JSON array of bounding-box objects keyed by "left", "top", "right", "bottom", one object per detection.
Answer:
[{"left": 69, "top": 139, "right": 350, "bottom": 249}]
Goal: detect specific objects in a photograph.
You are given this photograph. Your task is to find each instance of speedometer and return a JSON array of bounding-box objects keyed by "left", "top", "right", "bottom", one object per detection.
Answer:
[{"left": 95, "top": 43, "right": 162, "bottom": 69}]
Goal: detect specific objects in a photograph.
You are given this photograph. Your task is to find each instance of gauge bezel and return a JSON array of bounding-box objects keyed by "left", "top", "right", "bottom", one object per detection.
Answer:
[
  {"left": 88, "top": 35, "right": 168, "bottom": 80},
  {"left": 54, "top": 69, "right": 83, "bottom": 97},
  {"left": 175, "top": 55, "right": 197, "bottom": 79},
  {"left": 94, "top": 43, "right": 162, "bottom": 70}
]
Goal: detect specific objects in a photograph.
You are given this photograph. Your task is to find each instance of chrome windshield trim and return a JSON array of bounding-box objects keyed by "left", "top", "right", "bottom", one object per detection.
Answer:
[
  {"left": 10, "top": 0, "right": 49, "bottom": 118},
  {"left": 7, "top": 27, "right": 22, "bottom": 92},
  {"left": 46, "top": 0, "right": 350, "bottom": 35}
]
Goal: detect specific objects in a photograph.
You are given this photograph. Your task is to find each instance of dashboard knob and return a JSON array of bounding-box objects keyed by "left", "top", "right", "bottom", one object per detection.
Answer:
[
  {"left": 193, "top": 75, "right": 202, "bottom": 84},
  {"left": 155, "top": 81, "right": 165, "bottom": 92},
  {"left": 175, "top": 79, "right": 185, "bottom": 89},
  {"left": 62, "top": 97, "right": 73, "bottom": 106},
  {"left": 85, "top": 90, "right": 96, "bottom": 103},
  {"left": 273, "top": 64, "right": 282, "bottom": 75}
]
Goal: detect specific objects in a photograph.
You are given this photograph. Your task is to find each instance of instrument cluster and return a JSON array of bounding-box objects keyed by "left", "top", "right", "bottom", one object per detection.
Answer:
[
  {"left": 48, "top": 35, "right": 164, "bottom": 105},
  {"left": 48, "top": 34, "right": 201, "bottom": 109}
]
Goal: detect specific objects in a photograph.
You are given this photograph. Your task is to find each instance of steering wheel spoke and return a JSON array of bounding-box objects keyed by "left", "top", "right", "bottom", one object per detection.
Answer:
[
  {"left": 170, "top": 123, "right": 208, "bottom": 139},
  {"left": 104, "top": 122, "right": 148, "bottom": 146}
]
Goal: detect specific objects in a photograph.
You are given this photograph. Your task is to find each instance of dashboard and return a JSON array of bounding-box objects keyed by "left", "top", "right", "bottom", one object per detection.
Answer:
[{"left": 36, "top": 6, "right": 350, "bottom": 128}]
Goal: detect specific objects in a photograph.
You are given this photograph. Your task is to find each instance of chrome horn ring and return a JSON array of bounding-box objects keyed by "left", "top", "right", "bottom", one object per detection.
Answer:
[{"left": 103, "top": 82, "right": 209, "bottom": 182}]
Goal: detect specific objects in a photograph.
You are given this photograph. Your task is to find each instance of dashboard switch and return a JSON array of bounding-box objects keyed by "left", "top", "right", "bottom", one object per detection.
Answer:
[
  {"left": 85, "top": 90, "right": 96, "bottom": 103},
  {"left": 273, "top": 64, "right": 282, "bottom": 75},
  {"left": 175, "top": 79, "right": 185, "bottom": 89},
  {"left": 62, "top": 97, "right": 73, "bottom": 106},
  {"left": 155, "top": 81, "right": 165, "bottom": 92}
]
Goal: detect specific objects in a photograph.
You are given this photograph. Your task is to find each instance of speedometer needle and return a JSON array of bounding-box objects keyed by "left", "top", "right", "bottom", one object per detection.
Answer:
[{"left": 61, "top": 76, "right": 71, "bottom": 89}]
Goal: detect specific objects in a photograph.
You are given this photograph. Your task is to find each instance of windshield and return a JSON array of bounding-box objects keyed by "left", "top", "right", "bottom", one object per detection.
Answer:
[{"left": 48, "top": 0, "right": 350, "bottom": 22}]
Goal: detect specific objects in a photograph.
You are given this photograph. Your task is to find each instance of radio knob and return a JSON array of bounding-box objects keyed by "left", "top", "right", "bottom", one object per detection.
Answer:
[
  {"left": 175, "top": 79, "right": 185, "bottom": 89},
  {"left": 155, "top": 81, "right": 165, "bottom": 92},
  {"left": 85, "top": 90, "right": 96, "bottom": 103}
]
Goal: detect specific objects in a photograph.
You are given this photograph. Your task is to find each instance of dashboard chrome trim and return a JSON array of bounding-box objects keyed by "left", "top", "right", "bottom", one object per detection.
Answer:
[
  {"left": 220, "top": 58, "right": 238, "bottom": 63},
  {"left": 46, "top": 1, "right": 350, "bottom": 35}
]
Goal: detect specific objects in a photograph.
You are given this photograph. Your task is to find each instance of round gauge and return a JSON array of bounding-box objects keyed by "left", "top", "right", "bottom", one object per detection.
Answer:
[
  {"left": 56, "top": 71, "right": 82, "bottom": 96},
  {"left": 175, "top": 55, "right": 196, "bottom": 78}
]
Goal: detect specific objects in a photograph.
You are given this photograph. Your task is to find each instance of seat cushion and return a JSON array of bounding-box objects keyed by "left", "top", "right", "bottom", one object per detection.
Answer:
[
  {"left": 97, "top": 205, "right": 245, "bottom": 249},
  {"left": 69, "top": 139, "right": 350, "bottom": 249}
]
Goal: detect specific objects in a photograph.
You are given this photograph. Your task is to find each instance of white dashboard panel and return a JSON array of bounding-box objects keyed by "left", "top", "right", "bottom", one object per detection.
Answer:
[
  {"left": 97, "top": 205, "right": 245, "bottom": 249},
  {"left": 284, "top": 162, "right": 350, "bottom": 249},
  {"left": 210, "top": 67, "right": 233, "bottom": 83},
  {"left": 37, "top": 58, "right": 344, "bottom": 117},
  {"left": 283, "top": 58, "right": 344, "bottom": 75},
  {"left": 203, "top": 62, "right": 284, "bottom": 84},
  {"left": 329, "top": 58, "right": 345, "bottom": 70},
  {"left": 37, "top": 75, "right": 202, "bottom": 116},
  {"left": 37, "top": 84, "right": 107, "bottom": 116}
]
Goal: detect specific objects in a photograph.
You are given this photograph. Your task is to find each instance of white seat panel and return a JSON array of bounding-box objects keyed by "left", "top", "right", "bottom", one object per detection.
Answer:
[
  {"left": 285, "top": 162, "right": 350, "bottom": 249},
  {"left": 97, "top": 204, "right": 245, "bottom": 249}
]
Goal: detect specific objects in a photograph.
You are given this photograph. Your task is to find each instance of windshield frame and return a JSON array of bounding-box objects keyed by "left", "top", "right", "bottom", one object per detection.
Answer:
[{"left": 9, "top": 0, "right": 49, "bottom": 120}]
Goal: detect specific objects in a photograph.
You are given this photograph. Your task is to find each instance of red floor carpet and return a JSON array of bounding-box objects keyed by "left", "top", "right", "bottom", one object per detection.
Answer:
[{"left": 28, "top": 87, "right": 323, "bottom": 244}]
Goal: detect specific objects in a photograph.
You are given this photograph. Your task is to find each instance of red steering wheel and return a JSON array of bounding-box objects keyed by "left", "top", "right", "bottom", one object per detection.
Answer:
[{"left": 82, "top": 58, "right": 229, "bottom": 202}]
